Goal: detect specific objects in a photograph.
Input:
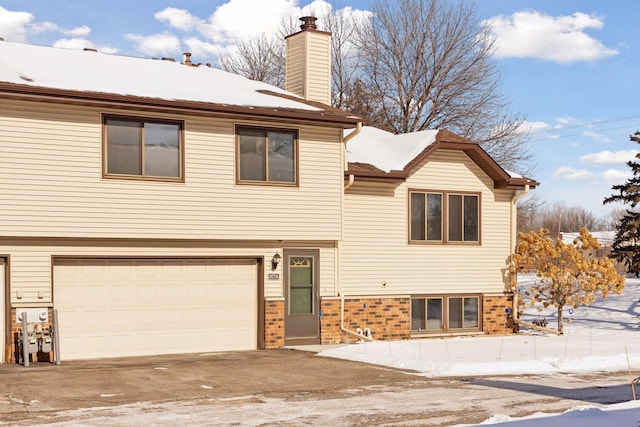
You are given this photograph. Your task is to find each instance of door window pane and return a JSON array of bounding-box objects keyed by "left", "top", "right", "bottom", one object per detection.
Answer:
[
  {"left": 411, "top": 298, "right": 425, "bottom": 330},
  {"left": 290, "top": 257, "right": 313, "bottom": 314},
  {"left": 426, "top": 298, "right": 443, "bottom": 330}
]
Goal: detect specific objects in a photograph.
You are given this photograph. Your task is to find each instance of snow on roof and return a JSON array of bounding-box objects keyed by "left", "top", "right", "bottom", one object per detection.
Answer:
[
  {"left": 561, "top": 230, "right": 615, "bottom": 246},
  {"left": 345, "top": 126, "right": 439, "bottom": 173},
  {"left": 0, "top": 41, "right": 320, "bottom": 111}
]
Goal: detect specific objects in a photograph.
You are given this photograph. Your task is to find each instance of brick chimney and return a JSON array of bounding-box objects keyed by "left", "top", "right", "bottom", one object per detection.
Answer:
[{"left": 285, "top": 16, "right": 331, "bottom": 105}]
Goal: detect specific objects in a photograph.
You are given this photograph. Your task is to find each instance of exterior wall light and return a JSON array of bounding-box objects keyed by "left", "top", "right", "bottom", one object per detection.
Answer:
[{"left": 271, "top": 251, "right": 281, "bottom": 270}]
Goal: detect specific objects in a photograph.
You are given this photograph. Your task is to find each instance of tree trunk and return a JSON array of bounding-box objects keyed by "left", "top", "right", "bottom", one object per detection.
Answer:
[{"left": 557, "top": 306, "right": 564, "bottom": 334}]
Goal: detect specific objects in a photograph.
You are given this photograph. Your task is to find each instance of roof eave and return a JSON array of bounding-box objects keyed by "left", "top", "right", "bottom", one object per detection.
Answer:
[
  {"left": 0, "top": 82, "right": 362, "bottom": 128},
  {"left": 344, "top": 169, "right": 407, "bottom": 183}
]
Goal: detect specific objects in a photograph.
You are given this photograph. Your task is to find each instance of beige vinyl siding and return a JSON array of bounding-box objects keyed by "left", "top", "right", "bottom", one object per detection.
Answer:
[
  {"left": 285, "top": 35, "right": 305, "bottom": 99},
  {"left": 285, "top": 31, "right": 331, "bottom": 105},
  {"left": 3, "top": 239, "right": 337, "bottom": 304},
  {"left": 0, "top": 100, "right": 343, "bottom": 240},
  {"left": 304, "top": 32, "right": 331, "bottom": 105},
  {"left": 341, "top": 149, "right": 514, "bottom": 296}
]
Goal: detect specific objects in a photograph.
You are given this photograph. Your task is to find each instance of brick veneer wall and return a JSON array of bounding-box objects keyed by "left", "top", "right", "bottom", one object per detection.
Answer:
[
  {"left": 264, "top": 299, "right": 284, "bottom": 349},
  {"left": 320, "top": 294, "right": 516, "bottom": 344},
  {"left": 482, "top": 294, "right": 516, "bottom": 334},
  {"left": 320, "top": 297, "right": 411, "bottom": 344}
]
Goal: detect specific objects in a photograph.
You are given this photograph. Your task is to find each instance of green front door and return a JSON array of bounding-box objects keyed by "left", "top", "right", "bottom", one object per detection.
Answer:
[{"left": 284, "top": 249, "right": 319, "bottom": 345}]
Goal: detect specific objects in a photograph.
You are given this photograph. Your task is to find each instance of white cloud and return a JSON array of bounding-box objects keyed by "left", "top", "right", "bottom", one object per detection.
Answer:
[
  {"left": 183, "top": 37, "right": 227, "bottom": 58},
  {"left": 203, "top": 0, "right": 300, "bottom": 42},
  {"left": 602, "top": 168, "right": 632, "bottom": 183},
  {"left": 521, "top": 120, "right": 550, "bottom": 134},
  {"left": 29, "top": 21, "right": 91, "bottom": 37},
  {"left": 126, "top": 32, "right": 182, "bottom": 56},
  {"left": 155, "top": 7, "right": 201, "bottom": 32},
  {"left": 582, "top": 130, "right": 612, "bottom": 144},
  {"left": 581, "top": 150, "right": 638, "bottom": 165},
  {"left": 30, "top": 21, "right": 59, "bottom": 34},
  {"left": 148, "top": 0, "right": 368, "bottom": 60},
  {"left": 64, "top": 25, "right": 91, "bottom": 37},
  {"left": 553, "top": 166, "right": 595, "bottom": 181},
  {"left": 0, "top": 6, "right": 33, "bottom": 42},
  {"left": 555, "top": 116, "right": 580, "bottom": 126},
  {"left": 483, "top": 10, "right": 618, "bottom": 63}
]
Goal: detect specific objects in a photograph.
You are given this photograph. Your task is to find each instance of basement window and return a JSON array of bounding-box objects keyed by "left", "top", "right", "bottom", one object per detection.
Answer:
[{"left": 411, "top": 295, "right": 481, "bottom": 332}]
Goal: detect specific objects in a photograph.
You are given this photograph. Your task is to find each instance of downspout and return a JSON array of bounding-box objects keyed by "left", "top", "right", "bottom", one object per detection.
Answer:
[
  {"left": 338, "top": 123, "right": 367, "bottom": 341},
  {"left": 344, "top": 174, "right": 355, "bottom": 190},
  {"left": 510, "top": 184, "right": 530, "bottom": 323}
]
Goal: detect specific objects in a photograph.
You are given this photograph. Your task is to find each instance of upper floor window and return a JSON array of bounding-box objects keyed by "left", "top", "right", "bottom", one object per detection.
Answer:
[
  {"left": 410, "top": 190, "right": 480, "bottom": 243},
  {"left": 104, "top": 115, "right": 183, "bottom": 181},
  {"left": 236, "top": 126, "right": 298, "bottom": 185}
]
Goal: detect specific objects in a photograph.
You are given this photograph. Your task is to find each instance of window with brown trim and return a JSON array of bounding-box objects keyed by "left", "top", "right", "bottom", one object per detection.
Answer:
[
  {"left": 411, "top": 295, "right": 480, "bottom": 332},
  {"left": 236, "top": 126, "right": 297, "bottom": 185},
  {"left": 103, "top": 115, "right": 183, "bottom": 180},
  {"left": 409, "top": 190, "right": 480, "bottom": 243}
]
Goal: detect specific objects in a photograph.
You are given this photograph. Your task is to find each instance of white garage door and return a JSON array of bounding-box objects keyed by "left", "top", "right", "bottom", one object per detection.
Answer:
[{"left": 54, "top": 258, "right": 258, "bottom": 360}]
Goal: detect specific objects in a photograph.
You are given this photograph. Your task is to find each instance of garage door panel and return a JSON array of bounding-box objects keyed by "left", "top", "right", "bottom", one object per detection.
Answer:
[{"left": 54, "top": 258, "right": 258, "bottom": 360}]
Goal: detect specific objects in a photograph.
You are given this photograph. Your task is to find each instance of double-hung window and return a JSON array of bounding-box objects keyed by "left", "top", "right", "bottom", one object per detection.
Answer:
[
  {"left": 410, "top": 190, "right": 480, "bottom": 243},
  {"left": 104, "top": 115, "right": 183, "bottom": 181},
  {"left": 236, "top": 126, "right": 298, "bottom": 185}
]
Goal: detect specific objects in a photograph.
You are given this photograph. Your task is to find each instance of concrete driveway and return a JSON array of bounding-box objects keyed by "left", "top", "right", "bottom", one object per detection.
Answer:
[{"left": 0, "top": 348, "right": 634, "bottom": 426}]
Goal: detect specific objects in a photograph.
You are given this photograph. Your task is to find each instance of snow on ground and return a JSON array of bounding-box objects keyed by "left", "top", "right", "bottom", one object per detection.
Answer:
[{"left": 319, "top": 274, "right": 640, "bottom": 426}]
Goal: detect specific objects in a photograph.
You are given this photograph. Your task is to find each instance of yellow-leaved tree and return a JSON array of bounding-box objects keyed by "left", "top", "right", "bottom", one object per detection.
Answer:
[{"left": 513, "top": 227, "right": 625, "bottom": 333}]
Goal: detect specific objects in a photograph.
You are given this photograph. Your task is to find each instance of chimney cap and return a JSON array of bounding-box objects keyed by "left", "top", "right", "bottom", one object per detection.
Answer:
[{"left": 299, "top": 16, "right": 318, "bottom": 31}]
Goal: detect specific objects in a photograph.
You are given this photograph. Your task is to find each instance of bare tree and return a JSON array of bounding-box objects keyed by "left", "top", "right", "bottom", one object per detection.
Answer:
[
  {"left": 533, "top": 201, "right": 604, "bottom": 233},
  {"left": 353, "top": 0, "right": 531, "bottom": 172},
  {"left": 217, "top": 34, "right": 286, "bottom": 87},
  {"left": 217, "top": 0, "right": 534, "bottom": 173},
  {"left": 516, "top": 194, "right": 543, "bottom": 234}
]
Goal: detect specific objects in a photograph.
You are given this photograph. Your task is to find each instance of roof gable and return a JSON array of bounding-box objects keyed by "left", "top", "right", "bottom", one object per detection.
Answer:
[{"left": 345, "top": 127, "right": 538, "bottom": 189}]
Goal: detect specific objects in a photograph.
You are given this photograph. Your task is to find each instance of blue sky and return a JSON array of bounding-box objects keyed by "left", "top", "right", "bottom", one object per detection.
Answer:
[{"left": 1, "top": 0, "right": 639, "bottom": 220}]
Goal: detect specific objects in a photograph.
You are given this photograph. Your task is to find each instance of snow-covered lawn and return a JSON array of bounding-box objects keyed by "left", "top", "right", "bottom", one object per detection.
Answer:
[{"left": 319, "top": 274, "right": 640, "bottom": 426}]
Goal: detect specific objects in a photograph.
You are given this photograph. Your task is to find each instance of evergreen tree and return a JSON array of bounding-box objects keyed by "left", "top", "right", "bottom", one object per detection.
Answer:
[{"left": 604, "top": 131, "right": 640, "bottom": 276}]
